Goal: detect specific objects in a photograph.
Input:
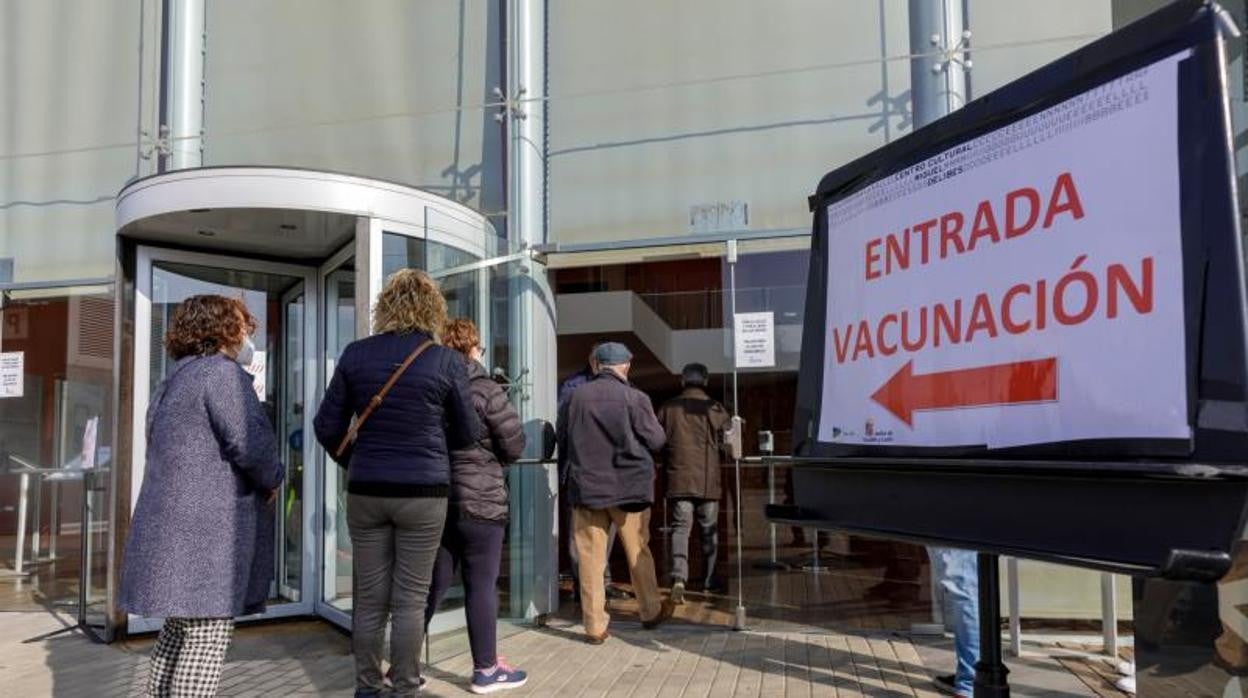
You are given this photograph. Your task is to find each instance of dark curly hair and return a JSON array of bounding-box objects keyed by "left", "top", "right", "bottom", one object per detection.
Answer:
[{"left": 164, "top": 295, "right": 257, "bottom": 360}]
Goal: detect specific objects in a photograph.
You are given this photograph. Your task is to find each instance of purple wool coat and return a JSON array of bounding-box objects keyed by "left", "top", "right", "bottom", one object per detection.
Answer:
[{"left": 119, "top": 354, "right": 284, "bottom": 619}]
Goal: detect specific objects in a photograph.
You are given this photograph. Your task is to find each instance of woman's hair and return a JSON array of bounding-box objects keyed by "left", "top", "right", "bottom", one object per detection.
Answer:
[
  {"left": 442, "top": 317, "right": 480, "bottom": 359},
  {"left": 164, "top": 295, "right": 256, "bottom": 360},
  {"left": 372, "top": 268, "right": 448, "bottom": 337}
]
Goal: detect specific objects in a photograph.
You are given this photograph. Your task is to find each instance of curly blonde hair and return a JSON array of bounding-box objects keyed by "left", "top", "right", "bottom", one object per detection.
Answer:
[{"left": 372, "top": 269, "right": 448, "bottom": 337}]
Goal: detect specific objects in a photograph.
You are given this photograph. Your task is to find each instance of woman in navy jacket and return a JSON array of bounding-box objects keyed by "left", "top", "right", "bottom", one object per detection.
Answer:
[{"left": 314, "top": 269, "right": 482, "bottom": 698}]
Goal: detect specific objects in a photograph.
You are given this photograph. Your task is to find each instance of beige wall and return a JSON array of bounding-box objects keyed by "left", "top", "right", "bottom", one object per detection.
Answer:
[
  {"left": 547, "top": 0, "right": 1113, "bottom": 247},
  {"left": 0, "top": 0, "right": 153, "bottom": 282},
  {"left": 202, "top": 0, "right": 505, "bottom": 219}
]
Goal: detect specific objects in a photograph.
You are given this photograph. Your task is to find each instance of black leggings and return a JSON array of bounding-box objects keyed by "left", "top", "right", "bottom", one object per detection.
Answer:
[{"left": 424, "top": 516, "right": 506, "bottom": 670}]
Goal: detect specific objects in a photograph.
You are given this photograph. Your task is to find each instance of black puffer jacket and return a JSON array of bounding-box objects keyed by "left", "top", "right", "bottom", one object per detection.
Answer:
[{"left": 450, "top": 360, "right": 526, "bottom": 521}]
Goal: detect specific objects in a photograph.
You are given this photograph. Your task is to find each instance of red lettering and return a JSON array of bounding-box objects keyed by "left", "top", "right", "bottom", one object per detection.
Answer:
[
  {"left": 832, "top": 325, "right": 853, "bottom": 363},
  {"left": 885, "top": 231, "right": 910, "bottom": 276},
  {"left": 933, "top": 300, "right": 962, "bottom": 347},
  {"left": 851, "top": 320, "right": 875, "bottom": 361},
  {"left": 1043, "top": 171, "right": 1085, "bottom": 228},
  {"left": 965, "top": 293, "right": 1000, "bottom": 341},
  {"left": 967, "top": 200, "right": 1001, "bottom": 251},
  {"left": 901, "top": 307, "right": 928, "bottom": 352},
  {"left": 866, "top": 239, "right": 882, "bottom": 281},
  {"left": 1054, "top": 256, "right": 1098, "bottom": 325},
  {"left": 1001, "top": 284, "right": 1032, "bottom": 334},
  {"left": 1036, "top": 279, "right": 1048, "bottom": 330},
  {"left": 913, "top": 219, "right": 937, "bottom": 265},
  {"left": 1107, "top": 257, "right": 1154, "bottom": 318},
  {"left": 877, "top": 314, "right": 899, "bottom": 356},
  {"left": 1005, "top": 187, "right": 1041, "bottom": 239},
  {"left": 940, "top": 212, "right": 966, "bottom": 259}
]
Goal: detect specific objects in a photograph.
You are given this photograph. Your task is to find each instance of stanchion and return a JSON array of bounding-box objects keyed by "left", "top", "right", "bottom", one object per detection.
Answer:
[
  {"left": 973, "top": 552, "right": 1010, "bottom": 697},
  {"left": 801, "top": 530, "right": 827, "bottom": 573},
  {"left": 753, "top": 458, "right": 789, "bottom": 571}
]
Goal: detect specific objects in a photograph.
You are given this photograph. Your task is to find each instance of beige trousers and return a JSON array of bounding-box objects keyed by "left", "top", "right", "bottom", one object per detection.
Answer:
[{"left": 573, "top": 506, "right": 663, "bottom": 636}]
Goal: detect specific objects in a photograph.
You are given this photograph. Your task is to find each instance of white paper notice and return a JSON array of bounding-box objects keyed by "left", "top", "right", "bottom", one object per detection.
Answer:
[
  {"left": 245, "top": 350, "right": 267, "bottom": 402},
  {"left": 735, "top": 312, "right": 776, "bottom": 368},
  {"left": 0, "top": 352, "right": 23, "bottom": 398},
  {"left": 81, "top": 416, "right": 99, "bottom": 470},
  {"left": 819, "top": 52, "right": 1191, "bottom": 448}
]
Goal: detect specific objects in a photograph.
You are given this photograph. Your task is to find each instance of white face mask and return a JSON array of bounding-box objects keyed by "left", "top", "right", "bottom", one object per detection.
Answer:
[{"left": 234, "top": 336, "right": 256, "bottom": 367}]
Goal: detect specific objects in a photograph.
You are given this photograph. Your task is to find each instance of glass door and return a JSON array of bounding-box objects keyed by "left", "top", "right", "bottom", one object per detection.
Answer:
[
  {"left": 131, "top": 247, "right": 318, "bottom": 632},
  {"left": 317, "top": 245, "right": 357, "bottom": 627}
]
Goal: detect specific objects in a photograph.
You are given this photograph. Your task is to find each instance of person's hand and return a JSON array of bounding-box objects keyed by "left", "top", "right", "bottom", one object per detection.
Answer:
[{"left": 267, "top": 487, "right": 281, "bottom": 505}]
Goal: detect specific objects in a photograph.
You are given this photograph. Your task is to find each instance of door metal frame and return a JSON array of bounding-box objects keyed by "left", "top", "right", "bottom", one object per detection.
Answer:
[
  {"left": 130, "top": 245, "right": 320, "bottom": 633},
  {"left": 314, "top": 241, "right": 356, "bottom": 631}
]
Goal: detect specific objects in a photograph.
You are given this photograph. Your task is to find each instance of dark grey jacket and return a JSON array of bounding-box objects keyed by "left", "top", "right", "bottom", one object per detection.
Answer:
[
  {"left": 558, "top": 370, "right": 667, "bottom": 509},
  {"left": 119, "top": 354, "right": 284, "bottom": 619},
  {"left": 450, "top": 360, "right": 526, "bottom": 522}
]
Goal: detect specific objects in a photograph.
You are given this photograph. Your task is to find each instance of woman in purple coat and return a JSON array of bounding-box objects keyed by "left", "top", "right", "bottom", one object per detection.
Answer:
[{"left": 119, "top": 295, "right": 283, "bottom": 697}]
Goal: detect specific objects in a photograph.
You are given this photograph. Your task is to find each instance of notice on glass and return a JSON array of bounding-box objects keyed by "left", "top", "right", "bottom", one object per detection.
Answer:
[
  {"left": 735, "top": 312, "right": 776, "bottom": 368},
  {"left": 245, "top": 351, "right": 267, "bottom": 402},
  {"left": 819, "top": 52, "right": 1191, "bottom": 448},
  {"left": 0, "top": 352, "right": 23, "bottom": 398}
]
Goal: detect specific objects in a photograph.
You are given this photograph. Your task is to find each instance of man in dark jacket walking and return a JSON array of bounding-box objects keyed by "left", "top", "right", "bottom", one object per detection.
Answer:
[
  {"left": 657, "top": 363, "right": 731, "bottom": 603},
  {"left": 557, "top": 343, "right": 622, "bottom": 602},
  {"left": 558, "top": 342, "right": 674, "bottom": 643}
]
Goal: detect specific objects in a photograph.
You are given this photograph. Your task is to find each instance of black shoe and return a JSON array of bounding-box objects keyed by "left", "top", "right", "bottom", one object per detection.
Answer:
[
  {"left": 932, "top": 674, "right": 960, "bottom": 696},
  {"left": 605, "top": 585, "right": 632, "bottom": 600}
]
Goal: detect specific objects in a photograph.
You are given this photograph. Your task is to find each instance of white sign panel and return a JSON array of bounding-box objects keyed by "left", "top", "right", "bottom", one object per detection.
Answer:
[
  {"left": 735, "top": 311, "right": 776, "bottom": 368},
  {"left": 0, "top": 351, "right": 23, "bottom": 398},
  {"left": 245, "top": 350, "right": 267, "bottom": 402},
  {"left": 820, "top": 52, "right": 1191, "bottom": 448}
]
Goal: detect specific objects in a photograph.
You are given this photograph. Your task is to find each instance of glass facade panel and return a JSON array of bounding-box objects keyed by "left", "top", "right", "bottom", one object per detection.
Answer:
[{"left": 0, "top": 287, "right": 115, "bottom": 628}]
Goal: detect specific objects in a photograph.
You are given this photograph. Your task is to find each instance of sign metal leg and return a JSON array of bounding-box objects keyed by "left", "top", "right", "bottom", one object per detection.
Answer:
[{"left": 974, "top": 552, "right": 1010, "bottom": 697}]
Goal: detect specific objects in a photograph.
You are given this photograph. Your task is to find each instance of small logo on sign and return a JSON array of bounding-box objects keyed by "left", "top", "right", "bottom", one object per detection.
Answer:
[{"left": 865, "top": 418, "right": 875, "bottom": 437}]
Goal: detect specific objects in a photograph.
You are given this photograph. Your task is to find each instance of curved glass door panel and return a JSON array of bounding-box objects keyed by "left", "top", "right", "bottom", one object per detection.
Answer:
[{"left": 320, "top": 251, "right": 357, "bottom": 616}]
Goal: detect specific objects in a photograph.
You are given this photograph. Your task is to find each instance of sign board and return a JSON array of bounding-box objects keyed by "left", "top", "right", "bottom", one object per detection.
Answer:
[
  {"left": 818, "top": 52, "right": 1191, "bottom": 449},
  {"left": 0, "top": 351, "right": 23, "bottom": 398},
  {"left": 81, "top": 416, "right": 99, "bottom": 470},
  {"left": 245, "top": 351, "right": 267, "bottom": 402},
  {"left": 734, "top": 311, "right": 775, "bottom": 368}
]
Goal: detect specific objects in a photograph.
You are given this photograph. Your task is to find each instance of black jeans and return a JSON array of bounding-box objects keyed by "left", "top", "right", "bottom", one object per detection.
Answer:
[
  {"left": 347, "top": 493, "right": 448, "bottom": 697},
  {"left": 424, "top": 516, "right": 507, "bottom": 670}
]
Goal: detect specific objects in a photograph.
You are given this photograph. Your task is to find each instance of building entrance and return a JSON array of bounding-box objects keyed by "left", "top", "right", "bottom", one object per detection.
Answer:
[{"left": 110, "top": 167, "right": 557, "bottom": 641}]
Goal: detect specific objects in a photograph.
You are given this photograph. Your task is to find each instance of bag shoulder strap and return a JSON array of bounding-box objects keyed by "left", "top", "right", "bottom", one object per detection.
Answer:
[{"left": 334, "top": 339, "right": 434, "bottom": 458}]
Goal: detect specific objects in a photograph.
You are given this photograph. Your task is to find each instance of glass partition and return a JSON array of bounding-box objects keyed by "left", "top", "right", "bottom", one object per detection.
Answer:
[{"left": 0, "top": 286, "right": 115, "bottom": 635}]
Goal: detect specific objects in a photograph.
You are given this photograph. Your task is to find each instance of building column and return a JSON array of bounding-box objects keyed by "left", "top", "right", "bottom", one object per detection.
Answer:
[
  {"left": 162, "top": 0, "right": 205, "bottom": 170},
  {"left": 505, "top": 0, "right": 560, "bottom": 620},
  {"left": 908, "top": 0, "right": 969, "bottom": 128}
]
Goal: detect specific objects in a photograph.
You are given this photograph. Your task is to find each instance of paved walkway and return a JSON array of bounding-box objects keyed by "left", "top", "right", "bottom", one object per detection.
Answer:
[{"left": 1, "top": 611, "right": 1104, "bottom": 696}]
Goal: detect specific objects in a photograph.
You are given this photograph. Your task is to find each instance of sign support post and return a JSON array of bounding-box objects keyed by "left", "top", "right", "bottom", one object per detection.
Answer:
[{"left": 974, "top": 552, "right": 1010, "bottom": 697}]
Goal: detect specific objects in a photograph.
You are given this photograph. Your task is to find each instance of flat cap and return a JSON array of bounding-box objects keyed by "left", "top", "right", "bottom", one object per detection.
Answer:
[{"left": 593, "top": 341, "right": 633, "bottom": 366}]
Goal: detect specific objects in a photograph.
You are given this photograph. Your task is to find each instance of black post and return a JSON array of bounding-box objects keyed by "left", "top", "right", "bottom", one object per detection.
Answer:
[{"left": 973, "top": 552, "right": 1010, "bottom": 697}]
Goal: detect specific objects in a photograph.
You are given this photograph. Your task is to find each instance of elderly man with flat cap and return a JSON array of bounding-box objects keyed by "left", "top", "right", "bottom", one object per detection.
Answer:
[{"left": 557, "top": 341, "right": 675, "bottom": 643}]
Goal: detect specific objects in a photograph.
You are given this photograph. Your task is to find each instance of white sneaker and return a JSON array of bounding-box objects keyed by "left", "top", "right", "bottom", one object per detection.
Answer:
[{"left": 671, "top": 581, "right": 686, "bottom": 605}]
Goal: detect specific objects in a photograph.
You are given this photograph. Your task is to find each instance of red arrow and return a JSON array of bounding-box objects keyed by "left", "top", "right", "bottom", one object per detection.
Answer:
[{"left": 870, "top": 358, "right": 1058, "bottom": 427}]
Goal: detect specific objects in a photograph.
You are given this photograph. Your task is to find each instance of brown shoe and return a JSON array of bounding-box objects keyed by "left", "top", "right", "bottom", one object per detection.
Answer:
[
  {"left": 586, "top": 631, "right": 610, "bottom": 645},
  {"left": 642, "top": 599, "right": 676, "bottom": 630}
]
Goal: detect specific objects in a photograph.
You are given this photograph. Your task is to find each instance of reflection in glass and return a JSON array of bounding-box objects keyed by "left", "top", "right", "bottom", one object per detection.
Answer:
[
  {"left": 149, "top": 262, "right": 306, "bottom": 605},
  {"left": 322, "top": 257, "right": 357, "bottom": 612},
  {"left": 0, "top": 289, "right": 115, "bottom": 631}
]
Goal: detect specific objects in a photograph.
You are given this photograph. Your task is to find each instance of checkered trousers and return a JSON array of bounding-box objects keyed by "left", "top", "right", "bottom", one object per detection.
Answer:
[{"left": 146, "top": 617, "right": 236, "bottom": 697}]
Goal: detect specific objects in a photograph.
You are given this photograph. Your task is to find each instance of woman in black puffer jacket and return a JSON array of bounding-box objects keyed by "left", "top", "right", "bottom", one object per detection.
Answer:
[{"left": 424, "top": 317, "right": 528, "bottom": 693}]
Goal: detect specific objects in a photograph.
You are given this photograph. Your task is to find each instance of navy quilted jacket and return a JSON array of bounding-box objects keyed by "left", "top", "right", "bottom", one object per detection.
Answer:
[{"left": 314, "top": 331, "right": 483, "bottom": 496}]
